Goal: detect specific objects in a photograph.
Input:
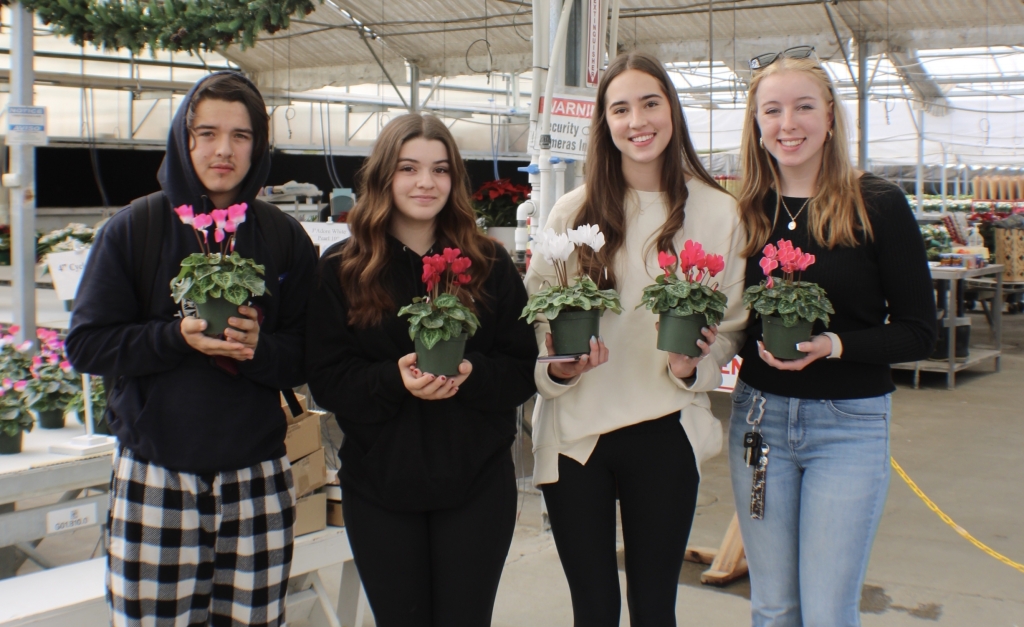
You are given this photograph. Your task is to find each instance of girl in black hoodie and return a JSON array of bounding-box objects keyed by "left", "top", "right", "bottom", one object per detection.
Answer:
[{"left": 306, "top": 113, "right": 537, "bottom": 627}]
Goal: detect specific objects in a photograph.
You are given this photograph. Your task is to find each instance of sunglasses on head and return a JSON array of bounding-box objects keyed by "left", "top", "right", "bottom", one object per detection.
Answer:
[{"left": 749, "top": 46, "right": 817, "bottom": 71}]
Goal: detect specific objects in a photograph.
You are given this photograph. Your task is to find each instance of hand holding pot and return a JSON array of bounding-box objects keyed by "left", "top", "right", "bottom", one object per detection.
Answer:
[
  {"left": 223, "top": 306, "right": 261, "bottom": 353},
  {"left": 398, "top": 353, "right": 472, "bottom": 400},
  {"left": 545, "top": 334, "right": 608, "bottom": 380},
  {"left": 657, "top": 323, "right": 717, "bottom": 379},
  {"left": 180, "top": 317, "right": 255, "bottom": 361},
  {"left": 757, "top": 335, "right": 832, "bottom": 371}
]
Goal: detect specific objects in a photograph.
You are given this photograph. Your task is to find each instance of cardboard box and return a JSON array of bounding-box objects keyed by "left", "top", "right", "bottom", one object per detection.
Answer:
[
  {"left": 294, "top": 492, "right": 327, "bottom": 537},
  {"left": 292, "top": 447, "right": 328, "bottom": 498},
  {"left": 285, "top": 413, "right": 320, "bottom": 463},
  {"left": 281, "top": 392, "right": 310, "bottom": 424},
  {"left": 326, "top": 499, "right": 345, "bottom": 527}
]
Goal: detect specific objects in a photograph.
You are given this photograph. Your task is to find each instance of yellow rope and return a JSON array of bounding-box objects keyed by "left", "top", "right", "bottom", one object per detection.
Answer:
[{"left": 891, "top": 457, "right": 1024, "bottom": 575}]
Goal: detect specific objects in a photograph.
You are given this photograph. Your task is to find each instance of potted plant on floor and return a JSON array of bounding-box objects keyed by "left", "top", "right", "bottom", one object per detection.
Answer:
[
  {"left": 0, "top": 379, "right": 33, "bottom": 454},
  {"left": 398, "top": 248, "right": 481, "bottom": 376},
  {"left": 22, "top": 329, "right": 81, "bottom": 429},
  {"left": 743, "top": 239, "right": 833, "bottom": 360},
  {"left": 637, "top": 241, "right": 728, "bottom": 357},
  {"left": 170, "top": 203, "right": 268, "bottom": 337},
  {"left": 520, "top": 225, "right": 622, "bottom": 356},
  {"left": 0, "top": 324, "right": 33, "bottom": 382}
]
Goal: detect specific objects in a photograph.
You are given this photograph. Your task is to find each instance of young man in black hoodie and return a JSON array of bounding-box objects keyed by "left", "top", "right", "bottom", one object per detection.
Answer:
[{"left": 66, "top": 72, "right": 317, "bottom": 627}]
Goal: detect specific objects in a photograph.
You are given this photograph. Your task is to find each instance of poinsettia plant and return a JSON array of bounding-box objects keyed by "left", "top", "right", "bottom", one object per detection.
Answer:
[
  {"left": 398, "top": 248, "right": 482, "bottom": 350},
  {"left": 21, "top": 328, "right": 81, "bottom": 413},
  {"left": 520, "top": 224, "right": 622, "bottom": 323},
  {"left": 472, "top": 179, "right": 532, "bottom": 228},
  {"left": 743, "top": 239, "right": 834, "bottom": 326},
  {"left": 637, "top": 241, "right": 728, "bottom": 325},
  {"left": 170, "top": 203, "right": 268, "bottom": 306}
]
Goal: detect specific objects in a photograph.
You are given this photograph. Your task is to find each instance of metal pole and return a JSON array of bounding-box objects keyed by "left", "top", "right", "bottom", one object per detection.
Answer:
[
  {"left": 608, "top": 0, "right": 621, "bottom": 62},
  {"left": 9, "top": 5, "right": 37, "bottom": 345},
  {"left": 857, "top": 39, "right": 868, "bottom": 170},
  {"left": 915, "top": 108, "right": 925, "bottom": 217},
  {"left": 941, "top": 147, "right": 948, "bottom": 211},
  {"left": 409, "top": 65, "right": 419, "bottom": 114},
  {"left": 708, "top": 0, "right": 713, "bottom": 170}
]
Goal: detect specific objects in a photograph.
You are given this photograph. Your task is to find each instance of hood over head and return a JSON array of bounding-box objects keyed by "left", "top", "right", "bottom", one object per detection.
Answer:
[{"left": 158, "top": 71, "right": 271, "bottom": 211}]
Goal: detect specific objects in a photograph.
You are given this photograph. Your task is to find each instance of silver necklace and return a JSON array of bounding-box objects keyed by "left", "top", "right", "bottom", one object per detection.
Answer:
[{"left": 780, "top": 197, "right": 810, "bottom": 231}]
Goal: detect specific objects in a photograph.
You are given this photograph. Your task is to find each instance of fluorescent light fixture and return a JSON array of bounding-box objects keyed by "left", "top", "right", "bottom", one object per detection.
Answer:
[
  {"left": 348, "top": 104, "right": 389, "bottom": 113},
  {"left": 135, "top": 90, "right": 175, "bottom": 100}
]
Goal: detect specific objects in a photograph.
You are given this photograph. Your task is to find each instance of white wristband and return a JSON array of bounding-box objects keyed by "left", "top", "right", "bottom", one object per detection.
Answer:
[{"left": 822, "top": 332, "right": 843, "bottom": 359}]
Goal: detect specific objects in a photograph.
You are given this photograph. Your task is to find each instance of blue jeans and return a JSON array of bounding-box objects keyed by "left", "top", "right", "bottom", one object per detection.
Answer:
[{"left": 728, "top": 380, "right": 891, "bottom": 627}]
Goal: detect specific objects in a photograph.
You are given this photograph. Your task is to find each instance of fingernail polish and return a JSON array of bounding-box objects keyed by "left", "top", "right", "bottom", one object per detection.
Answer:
[
  {"left": 439, "top": 376, "right": 446, "bottom": 382},
  {"left": 590, "top": 336, "right": 597, "bottom": 343}
]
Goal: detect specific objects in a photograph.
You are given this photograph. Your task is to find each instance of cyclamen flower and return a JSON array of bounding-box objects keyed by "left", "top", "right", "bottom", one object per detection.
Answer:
[
  {"left": 60, "top": 361, "right": 73, "bottom": 373},
  {"left": 705, "top": 254, "right": 725, "bottom": 277},
  {"left": 762, "top": 243, "right": 777, "bottom": 260},
  {"left": 760, "top": 256, "right": 779, "bottom": 276},
  {"left": 533, "top": 229, "right": 575, "bottom": 264},
  {"left": 442, "top": 248, "right": 462, "bottom": 264},
  {"left": 568, "top": 224, "right": 605, "bottom": 252},
  {"left": 193, "top": 214, "right": 214, "bottom": 230},
  {"left": 1, "top": 378, "right": 10, "bottom": 389},
  {"left": 214, "top": 228, "right": 226, "bottom": 244},
  {"left": 679, "top": 240, "right": 706, "bottom": 273},
  {"left": 227, "top": 203, "right": 247, "bottom": 226},
  {"left": 450, "top": 257, "right": 472, "bottom": 275},
  {"left": 795, "top": 252, "right": 816, "bottom": 272},
  {"left": 174, "top": 205, "right": 195, "bottom": 225},
  {"left": 657, "top": 251, "right": 677, "bottom": 271},
  {"left": 211, "top": 209, "right": 228, "bottom": 229},
  {"left": 13, "top": 380, "right": 26, "bottom": 392},
  {"left": 456, "top": 274, "right": 472, "bottom": 285}
]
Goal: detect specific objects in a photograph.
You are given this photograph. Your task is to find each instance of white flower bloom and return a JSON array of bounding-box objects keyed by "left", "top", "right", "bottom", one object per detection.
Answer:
[
  {"left": 589, "top": 230, "right": 606, "bottom": 253},
  {"left": 546, "top": 231, "right": 575, "bottom": 263},
  {"left": 567, "top": 224, "right": 606, "bottom": 253}
]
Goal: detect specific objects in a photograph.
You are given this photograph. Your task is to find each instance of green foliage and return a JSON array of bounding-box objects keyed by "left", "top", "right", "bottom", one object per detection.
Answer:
[
  {"left": 16, "top": 0, "right": 320, "bottom": 55},
  {"left": 37, "top": 223, "right": 95, "bottom": 260},
  {"left": 170, "top": 251, "right": 267, "bottom": 306},
  {"left": 520, "top": 275, "right": 623, "bottom": 324},
  {"left": 23, "top": 362, "right": 80, "bottom": 413},
  {"left": 636, "top": 273, "right": 728, "bottom": 326},
  {"left": 0, "top": 343, "right": 32, "bottom": 383},
  {"left": 920, "top": 224, "right": 952, "bottom": 262},
  {"left": 398, "top": 293, "right": 481, "bottom": 351},
  {"left": 0, "top": 390, "right": 34, "bottom": 438},
  {"left": 742, "top": 281, "right": 834, "bottom": 327}
]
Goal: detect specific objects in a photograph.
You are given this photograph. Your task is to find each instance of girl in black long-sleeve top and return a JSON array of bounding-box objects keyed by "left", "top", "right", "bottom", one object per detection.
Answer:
[{"left": 306, "top": 113, "right": 537, "bottom": 627}]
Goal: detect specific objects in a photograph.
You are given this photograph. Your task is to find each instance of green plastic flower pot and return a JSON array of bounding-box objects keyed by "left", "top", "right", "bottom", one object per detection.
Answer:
[
  {"left": 762, "top": 314, "right": 814, "bottom": 360},
  {"left": 195, "top": 297, "right": 242, "bottom": 338},
  {"left": 415, "top": 333, "right": 468, "bottom": 377},
  {"left": 549, "top": 309, "right": 601, "bottom": 356},
  {"left": 657, "top": 312, "right": 705, "bottom": 357},
  {"left": 37, "top": 409, "right": 65, "bottom": 430},
  {"left": 0, "top": 430, "right": 22, "bottom": 455}
]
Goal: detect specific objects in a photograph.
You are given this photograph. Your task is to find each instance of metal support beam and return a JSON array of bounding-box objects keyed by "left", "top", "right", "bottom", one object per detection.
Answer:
[
  {"left": 915, "top": 108, "right": 925, "bottom": 217},
  {"left": 857, "top": 38, "right": 868, "bottom": 170},
  {"left": 8, "top": 4, "right": 36, "bottom": 346},
  {"left": 409, "top": 65, "right": 420, "bottom": 113}
]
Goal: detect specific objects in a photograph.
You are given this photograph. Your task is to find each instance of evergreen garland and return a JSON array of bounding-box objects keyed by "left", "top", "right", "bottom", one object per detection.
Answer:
[{"left": 6, "top": 0, "right": 320, "bottom": 54}]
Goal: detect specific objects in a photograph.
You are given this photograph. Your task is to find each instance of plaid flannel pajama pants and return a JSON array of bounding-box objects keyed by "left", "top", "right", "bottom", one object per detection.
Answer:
[{"left": 106, "top": 446, "right": 296, "bottom": 627}]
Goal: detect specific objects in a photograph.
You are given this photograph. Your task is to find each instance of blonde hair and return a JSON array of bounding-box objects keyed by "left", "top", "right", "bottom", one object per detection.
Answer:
[{"left": 737, "top": 56, "right": 873, "bottom": 257}]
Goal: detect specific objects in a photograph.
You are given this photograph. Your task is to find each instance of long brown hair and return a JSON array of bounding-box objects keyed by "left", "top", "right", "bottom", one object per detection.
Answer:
[
  {"left": 576, "top": 52, "right": 722, "bottom": 289},
  {"left": 738, "top": 56, "right": 873, "bottom": 257},
  {"left": 337, "top": 113, "right": 495, "bottom": 328}
]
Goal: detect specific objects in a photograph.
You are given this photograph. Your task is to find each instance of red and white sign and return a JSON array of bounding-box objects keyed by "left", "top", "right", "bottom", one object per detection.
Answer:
[
  {"left": 532, "top": 94, "right": 597, "bottom": 159},
  {"left": 586, "top": 0, "right": 602, "bottom": 87},
  {"left": 715, "top": 356, "right": 743, "bottom": 393}
]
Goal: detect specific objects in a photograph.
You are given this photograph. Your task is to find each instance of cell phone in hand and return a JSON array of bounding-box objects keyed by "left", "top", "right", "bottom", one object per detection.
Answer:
[{"left": 537, "top": 355, "right": 583, "bottom": 364}]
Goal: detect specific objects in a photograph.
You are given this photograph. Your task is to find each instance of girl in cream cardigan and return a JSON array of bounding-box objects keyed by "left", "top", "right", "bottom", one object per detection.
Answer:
[{"left": 525, "top": 52, "right": 747, "bottom": 626}]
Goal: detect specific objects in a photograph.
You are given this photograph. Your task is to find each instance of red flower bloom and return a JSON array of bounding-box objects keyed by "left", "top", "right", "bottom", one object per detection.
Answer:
[
  {"left": 451, "top": 257, "right": 472, "bottom": 274},
  {"left": 705, "top": 254, "right": 725, "bottom": 277}
]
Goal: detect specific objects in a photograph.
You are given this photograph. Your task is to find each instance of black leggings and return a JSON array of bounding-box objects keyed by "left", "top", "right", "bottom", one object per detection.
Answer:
[
  {"left": 341, "top": 454, "right": 517, "bottom": 627},
  {"left": 541, "top": 413, "right": 700, "bottom": 627}
]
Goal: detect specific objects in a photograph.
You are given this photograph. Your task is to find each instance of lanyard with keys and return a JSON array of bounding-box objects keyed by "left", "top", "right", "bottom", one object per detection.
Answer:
[{"left": 742, "top": 394, "right": 770, "bottom": 520}]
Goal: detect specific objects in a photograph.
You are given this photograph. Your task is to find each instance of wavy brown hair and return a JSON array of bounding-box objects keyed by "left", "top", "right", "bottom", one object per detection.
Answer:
[
  {"left": 738, "top": 56, "right": 873, "bottom": 257},
  {"left": 576, "top": 52, "right": 722, "bottom": 289},
  {"left": 336, "top": 113, "right": 495, "bottom": 328}
]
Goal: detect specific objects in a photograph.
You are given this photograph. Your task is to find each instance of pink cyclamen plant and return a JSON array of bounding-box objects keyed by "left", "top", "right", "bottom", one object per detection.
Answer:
[{"left": 174, "top": 203, "right": 247, "bottom": 254}]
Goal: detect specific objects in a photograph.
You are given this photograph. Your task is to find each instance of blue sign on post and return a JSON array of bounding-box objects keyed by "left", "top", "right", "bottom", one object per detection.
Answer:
[{"left": 5, "top": 105, "right": 47, "bottom": 145}]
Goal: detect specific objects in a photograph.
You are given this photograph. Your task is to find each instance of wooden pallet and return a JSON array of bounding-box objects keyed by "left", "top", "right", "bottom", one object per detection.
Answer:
[{"left": 683, "top": 512, "right": 748, "bottom": 586}]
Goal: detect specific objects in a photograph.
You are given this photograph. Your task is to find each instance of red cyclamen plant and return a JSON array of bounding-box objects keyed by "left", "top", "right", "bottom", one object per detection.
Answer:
[
  {"left": 398, "top": 248, "right": 482, "bottom": 349},
  {"left": 744, "top": 238, "right": 833, "bottom": 326},
  {"left": 637, "top": 240, "right": 729, "bottom": 325}
]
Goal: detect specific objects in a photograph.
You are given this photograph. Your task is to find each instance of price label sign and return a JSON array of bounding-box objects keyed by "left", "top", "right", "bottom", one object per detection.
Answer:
[
  {"left": 46, "top": 248, "right": 91, "bottom": 302},
  {"left": 301, "top": 222, "right": 351, "bottom": 257},
  {"left": 45, "top": 502, "right": 99, "bottom": 534},
  {"left": 6, "top": 105, "right": 48, "bottom": 146}
]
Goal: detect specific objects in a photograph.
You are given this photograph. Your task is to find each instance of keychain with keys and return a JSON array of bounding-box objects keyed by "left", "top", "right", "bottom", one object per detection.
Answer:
[
  {"left": 750, "top": 442, "right": 770, "bottom": 519},
  {"left": 742, "top": 395, "right": 767, "bottom": 467}
]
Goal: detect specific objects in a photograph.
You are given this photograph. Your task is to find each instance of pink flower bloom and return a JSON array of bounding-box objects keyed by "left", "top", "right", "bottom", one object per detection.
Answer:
[
  {"left": 9, "top": 325, "right": 19, "bottom": 334},
  {"left": 679, "top": 240, "right": 706, "bottom": 273},
  {"left": 60, "top": 361, "right": 72, "bottom": 373},
  {"left": 442, "top": 248, "right": 461, "bottom": 264},
  {"left": 705, "top": 254, "right": 725, "bottom": 277},
  {"left": 796, "top": 252, "right": 816, "bottom": 272},
  {"left": 227, "top": 203, "right": 247, "bottom": 225},
  {"left": 214, "top": 228, "right": 225, "bottom": 244},
  {"left": 13, "top": 380, "right": 26, "bottom": 392},
  {"left": 762, "top": 243, "right": 777, "bottom": 259},
  {"left": 1, "top": 378, "right": 10, "bottom": 389},
  {"left": 759, "top": 257, "right": 779, "bottom": 276},
  {"left": 0, "top": 389, "right": 5, "bottom": 398},
  {"left": 657, "top": 251, "right": 677, "bottom": 271},
  {"left": 193, "top": 214, "right": 214, "bottom": 230},
  {"left": 211, "top": 209, "right": 228, "bottom": 229},
  {"left": 766, "top": 276, "right": 775, "bottom": 288},
  {"left": 450, "top": 257, "right": 472, "bottom": 275},
  {"left": 32, "top": 355, "right": 42, "bottom": 367},
  {"left": 17, "top": 340, "right": 33, "bottom": 352},
  {"left": 224, "top": 221, "right": 237, "bottom": 233},
  {"left": 174, "top": 205, "right": 195, "bottom": 225},
  {"left": 456, "top": 274, "right": 472, "bottom": 285}
]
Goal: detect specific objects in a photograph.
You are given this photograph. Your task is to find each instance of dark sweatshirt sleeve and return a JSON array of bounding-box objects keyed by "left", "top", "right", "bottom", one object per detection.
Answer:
[
  {"left": 305, "top": 254, "right": 409, "bottom": 424},
  {"left": 65, "top": 210, "right": 193, "bottom": 377},
  {"left": 836, "top": 189, "right": 937, "bottom": 364},
  {"left": 237, "top": 225, "right": 319, "bottom": 389},
  {"left": 456, "top": 250, "right": 539, "bottom": 411}
]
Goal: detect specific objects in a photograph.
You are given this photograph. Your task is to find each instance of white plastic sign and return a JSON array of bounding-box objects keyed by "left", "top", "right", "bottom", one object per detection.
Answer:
[
  {"left": 531, "top": 95, "right": 596, "bottom": 160},
  {"left": 46, "top": 502, "right": 99, "bottom": 534},
  {"left": 716, "top": 356, "right": 742, "bottom": 393},
  {"left": 301, "top": 222, "right": 351, "bottom": 256},
  {"left": 46, "top": 248, "right": 91, "bottom": 301},
  {"left": 6, "top": 105, "right": 48, "bottom": 146}
]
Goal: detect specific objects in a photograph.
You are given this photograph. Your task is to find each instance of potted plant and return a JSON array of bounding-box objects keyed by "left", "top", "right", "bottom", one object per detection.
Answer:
[
  {"left": 70, "top": 377, "right": 109, "bottom": 435},
  {"left": 637, "top": 241, "right": 728, "bottom": 357},
  {"left": 743, "top": 239, "right": 834, "bottom": 360},
  {"left": 0, "top": 379, "right": 33, "bottom": 455},
  {"left": 0, "top": 325, "right": 33, "bottom": 382},
  {"left": 170, "top": 203, "right": 268, "bottom": 337},
  {"left": 520, "top": 225, "right": 622, "bottom": 356},
  {"left": 397, "top": 248, "right": 481, "bottom": 376},
  {"left": 472, "top": 179, "right": 531, "bottom": 253},
  {"left": 22, "top": 329, "right": 81, "bottom": 429}
]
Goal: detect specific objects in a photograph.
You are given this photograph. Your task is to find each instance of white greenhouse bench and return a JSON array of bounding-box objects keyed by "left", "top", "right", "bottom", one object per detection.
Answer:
[{"left": 0, "top": 527, "right": 364, "bottom": 627}]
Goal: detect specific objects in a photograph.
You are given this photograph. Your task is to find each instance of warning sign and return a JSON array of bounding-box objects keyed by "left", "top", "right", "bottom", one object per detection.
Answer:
[{"left": 531, "top": 95, "right": 596, "bottom": 160}]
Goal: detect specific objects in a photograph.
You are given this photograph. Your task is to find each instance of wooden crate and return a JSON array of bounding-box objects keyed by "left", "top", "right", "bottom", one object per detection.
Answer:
[{"left": 995, "top": 228, "right": 1024, "bottom": 281}]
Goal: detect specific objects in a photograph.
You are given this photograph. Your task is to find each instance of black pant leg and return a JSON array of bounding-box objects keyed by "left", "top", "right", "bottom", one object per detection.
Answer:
[
  {"left": 540, "top": 449, "right": 621, "bottom": 627},
  {"left": 429, "top": 453, "right": 518, "bottom": 627},
  {"left": 341, "top": 485, "right": 433, "bottom": 627},
  {"left": 613, "top": 414, "right": 700, "bottom": 627}
]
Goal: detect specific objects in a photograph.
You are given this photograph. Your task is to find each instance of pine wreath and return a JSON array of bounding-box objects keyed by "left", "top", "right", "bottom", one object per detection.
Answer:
[{"left": 7, "top": 0, "right": 320, "bottom": 54}]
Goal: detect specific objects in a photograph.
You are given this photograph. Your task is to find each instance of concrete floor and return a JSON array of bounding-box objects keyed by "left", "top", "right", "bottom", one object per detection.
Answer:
[{"left": 7, "top": 289, "right": 1024, "bottom": 626}]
